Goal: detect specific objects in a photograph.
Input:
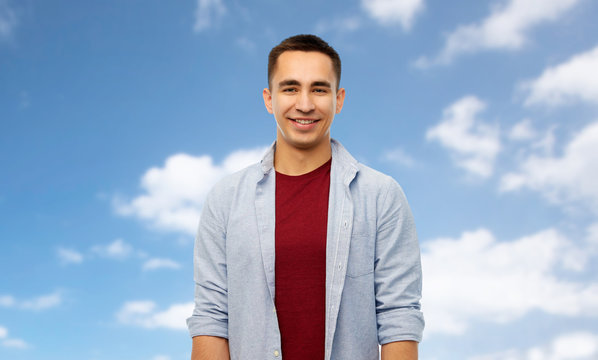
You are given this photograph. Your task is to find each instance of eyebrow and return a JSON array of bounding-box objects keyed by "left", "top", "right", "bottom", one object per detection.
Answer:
[
  {"left": 278, "top": 79, "right": 332, "bottom": 89},
  {"left": 312, "top": 81, "right": 332, "bottom": 88},
  {"left": 278, "top": 79, "right": 301, "bottom": 87}
]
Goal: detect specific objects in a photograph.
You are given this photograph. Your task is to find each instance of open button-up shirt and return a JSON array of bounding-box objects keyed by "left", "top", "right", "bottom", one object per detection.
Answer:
[{"left": 187, "top": 139, "right": 424, "bottom": 360}]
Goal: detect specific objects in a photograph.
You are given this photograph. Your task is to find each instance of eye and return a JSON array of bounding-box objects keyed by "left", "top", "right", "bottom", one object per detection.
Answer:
[
  {"left": 313, "top": 88, "right": 328, "bottom": 94},
  {"left": 282, "top": 87, "right": 297, "bottom": 93}
]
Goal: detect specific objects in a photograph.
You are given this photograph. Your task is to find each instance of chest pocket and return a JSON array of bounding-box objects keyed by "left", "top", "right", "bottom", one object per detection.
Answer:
[{"left": 346, "top": 221, "right": 374, "bottom": 278}]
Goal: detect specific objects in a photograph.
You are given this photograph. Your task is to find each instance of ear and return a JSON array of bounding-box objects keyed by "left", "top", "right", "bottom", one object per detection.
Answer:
[
  {"left": 263, "top": 88, "right": 273, "bottom": 114},
  {"left": 335, "top": 88, "right": 346, "bottom": 114}
]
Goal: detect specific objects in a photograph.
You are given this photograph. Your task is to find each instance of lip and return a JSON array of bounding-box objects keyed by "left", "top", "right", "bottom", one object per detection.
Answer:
[
  {"left": 288, "top": 117, "right": 319, "bottom": 130},
  {"left": 289, "top": 117, "right": 319, "bottom": 122}
]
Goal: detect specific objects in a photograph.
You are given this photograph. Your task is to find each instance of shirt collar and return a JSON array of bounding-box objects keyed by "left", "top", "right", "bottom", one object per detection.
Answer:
[{"left": 259, "top": 138, "right": 358, "bottom": 175}]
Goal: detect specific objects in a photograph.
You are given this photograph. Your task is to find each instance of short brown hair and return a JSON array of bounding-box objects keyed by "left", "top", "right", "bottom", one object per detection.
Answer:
[{"left": 268, "top": 34, "right": 342, "bottom": 90}]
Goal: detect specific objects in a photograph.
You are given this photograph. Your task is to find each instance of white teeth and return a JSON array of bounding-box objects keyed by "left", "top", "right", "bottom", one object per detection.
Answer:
[{"left": 295, "top": 119, "right": 315, "bottom": 124}]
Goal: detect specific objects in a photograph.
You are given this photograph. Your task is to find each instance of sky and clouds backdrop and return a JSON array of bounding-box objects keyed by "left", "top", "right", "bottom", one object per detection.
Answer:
[{"left": 2, "top": 0, "right": 598, "bottom": 359}]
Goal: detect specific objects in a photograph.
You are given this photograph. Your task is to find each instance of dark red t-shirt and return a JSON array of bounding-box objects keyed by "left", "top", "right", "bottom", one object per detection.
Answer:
[{"left": 275, "top": 159, "right": 331, "bottom": 360}]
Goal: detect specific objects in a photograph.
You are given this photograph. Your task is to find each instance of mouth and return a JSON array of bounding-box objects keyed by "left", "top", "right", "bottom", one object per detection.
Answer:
[{"left": 289, "top": 117, "right": 319, "bottom": 125}]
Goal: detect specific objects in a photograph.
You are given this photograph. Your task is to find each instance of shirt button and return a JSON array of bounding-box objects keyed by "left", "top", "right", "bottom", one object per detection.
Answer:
[
  {"left": 343, "top": 220, "right": 348, "bottom": 228},
  {"left": 274, "top": 350, "right": 280, "bottom": 357}
]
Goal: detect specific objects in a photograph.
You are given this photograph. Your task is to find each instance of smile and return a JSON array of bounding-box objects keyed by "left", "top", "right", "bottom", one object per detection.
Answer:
[{"left": 290, "top": 118, "right": 319, "bottom": 125}]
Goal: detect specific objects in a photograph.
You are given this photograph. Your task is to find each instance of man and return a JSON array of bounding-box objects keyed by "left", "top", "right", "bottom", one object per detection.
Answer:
[{"left": 187, "top": 34, "right": 424, "bottom": 360}]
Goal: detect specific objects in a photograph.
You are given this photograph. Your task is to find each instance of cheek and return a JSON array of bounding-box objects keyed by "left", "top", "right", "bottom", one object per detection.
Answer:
[
  {"left": 322, "top": 100, "right": 336, "bottom": 115},
  {"left": 271, "top": 100, "right": 282, "bottom": 116},
  {"left": 272, "top": 103, "right": 289, "bottom": 123},
  {"left": 272, "top": 98, "right": 290, "bottom": 114}
]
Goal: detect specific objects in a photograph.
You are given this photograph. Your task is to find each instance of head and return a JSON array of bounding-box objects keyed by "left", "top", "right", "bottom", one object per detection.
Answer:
[
  {"left": 263, "top": 35, "right": 346, "bottom": 154},
  {"left": 268, "top": 34, "right": 342, "bottom": 91}
]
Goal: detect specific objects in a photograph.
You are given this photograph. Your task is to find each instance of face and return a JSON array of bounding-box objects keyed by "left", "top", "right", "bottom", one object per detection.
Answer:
[{"left": 263, "top": 51, "right": 345, "bottom": 152}]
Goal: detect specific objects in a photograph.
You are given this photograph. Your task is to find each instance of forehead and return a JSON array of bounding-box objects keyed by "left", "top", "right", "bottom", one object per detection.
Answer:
[{"left": 272, "top": 51, "right": 336, "bottom": 86}]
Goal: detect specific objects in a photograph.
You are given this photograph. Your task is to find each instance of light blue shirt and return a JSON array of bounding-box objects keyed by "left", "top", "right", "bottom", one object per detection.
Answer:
[{"left": 187, "top": 139, "right": 424, "bottom": 360}]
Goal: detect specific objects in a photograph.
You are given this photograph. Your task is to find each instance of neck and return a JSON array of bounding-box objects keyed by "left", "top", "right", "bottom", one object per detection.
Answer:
[{"left": 274, "top": 138, "right": 332, "bottom": 176}]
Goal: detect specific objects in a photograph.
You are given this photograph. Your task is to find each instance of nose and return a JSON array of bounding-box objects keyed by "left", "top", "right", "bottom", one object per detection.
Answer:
[{"left": 295, "top": 91, "right": 315, "bottom": 113}]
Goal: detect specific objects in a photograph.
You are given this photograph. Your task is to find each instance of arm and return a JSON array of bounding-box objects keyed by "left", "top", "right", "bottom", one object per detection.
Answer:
[
  {"left": 191, "top": 336, "right": 230, "bottom": 360},
  {"left": 187, "top": 189, "right": 230, "bottom": 357},
  {"left": 375, "top": 178, "right": 424, "bottom": 345},
  {"left": 381, "top": 340, "right": 418, "bottom": 360}
]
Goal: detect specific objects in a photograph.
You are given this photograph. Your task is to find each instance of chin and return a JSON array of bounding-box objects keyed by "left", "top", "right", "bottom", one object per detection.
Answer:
[{"left": 289, "top": 138, "right": 327, "bottom": 150}]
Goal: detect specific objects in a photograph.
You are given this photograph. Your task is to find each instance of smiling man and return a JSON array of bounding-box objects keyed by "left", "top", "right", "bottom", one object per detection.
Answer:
[{"left": 187, "top": 34, "right": 424, "bottom": 360}]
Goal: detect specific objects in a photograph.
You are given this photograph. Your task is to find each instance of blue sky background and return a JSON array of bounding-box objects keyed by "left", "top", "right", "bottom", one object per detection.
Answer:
[{"left": 2, "top": 0, "right": 598, "bottom": 359}]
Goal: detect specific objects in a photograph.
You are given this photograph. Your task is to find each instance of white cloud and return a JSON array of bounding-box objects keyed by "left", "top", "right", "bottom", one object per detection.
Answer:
[
  {"left": 500, "top": 121, "right": 598, "bottom": 212},
  {"left": 508, "top": 120, "right": 556, "bottom": 157},
  {"left": 587, "top": 223, "right": 598, "bottom": 249},
  {"left": 426, "top": 96, "right": 501, "bottom": 178},
  {"left": 530, "top": 125, "right": 557, "bottom": 156},
  {"left": 415, "top": 0, "right": 581, "bottom": 67},
  {"left": 0, "top": 326, "right": 28, "bottom": 349},
  {"left": 152, "top": 356, "right": 171, "bottom": 360},
  {"left": 470, "top": 332, "right": 598, "bottom": 360},
  {"left": 422, "top": 227, "right": 598, "bottom": 335},
  {"left": 0, "top": 292, "right": 61, "bottom": 311},
  {"left": 193, "top": 0, "right": 226, "bottom": 32},
  {"left": 61, "top": 240, "right": 185, "bottom": 270},
  {"left": 20, "top": 291, "right": 62, "bottom": 311},
  {"left": 92, "top": 238, "right": 133, "bottom": 259},
  {"left": 117, "top": 301, "right": 193, "bottom": 330},
  {"left": 2, "top": 338, "right": 28, "bottom": 349},
  {"left": 381, "top": 147, "right": 416, "bottom": 167},
  {"left": 57, "top": 247, "right": 84, "bottom": 265},
  {"left": 114, "top": 146, "right": 267, "bottom": 235},
  {"left": 0, "top": 295, "right": 14, "bottom": 307},
  {"left": 142, "top": 258, "right": 181, "bottom": 271},
  {"left": 361, "top": 0, "right": 424, "bottom": 30},
  {"left": 235, "top": 36, "right": 255, "bottom": 52},
  {"left": 522, "top": 45, "right": 598, "bottom": 107},
  {"left": 509, "top": 118, "right": 537, "bottom": 141},
  {"left": 314, "top": 16, "right": 361, "bottom": 35},
  {"left": 0, "top": 0, "right": 17, "bottom": 41}
]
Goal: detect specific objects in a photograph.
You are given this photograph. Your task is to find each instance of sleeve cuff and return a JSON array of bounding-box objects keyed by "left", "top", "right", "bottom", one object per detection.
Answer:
[
  {"left": 187, "top": 315, "right": 229, "bottom": 339},
  {"left": 377, "top": 308, "right": 425, "bottom": 344}
]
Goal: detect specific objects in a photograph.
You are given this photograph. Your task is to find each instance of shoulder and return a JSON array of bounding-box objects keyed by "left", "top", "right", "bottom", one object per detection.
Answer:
[
  {"left": 206, "top": 162, "right": 262, "bottom": 204},
  {"left": 331, "top": 139, "right": 402, "bottom": 196},
  {"left": 198, "top": 162, "right": 263, "bottom": 231},
  {"left": 351, "top": 162, "right": 411, "bottom": 215},
  {"left": 354, "top": 162, "right": 403, "bottom": 193}
]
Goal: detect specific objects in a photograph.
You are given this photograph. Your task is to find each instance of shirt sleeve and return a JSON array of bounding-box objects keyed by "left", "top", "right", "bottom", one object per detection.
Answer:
[
  {"left": 375, "top": 178, "right": 425, "bottom": 344},
  {"left": 186, "top": 188, "right": 229, "bottom": 339}
]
